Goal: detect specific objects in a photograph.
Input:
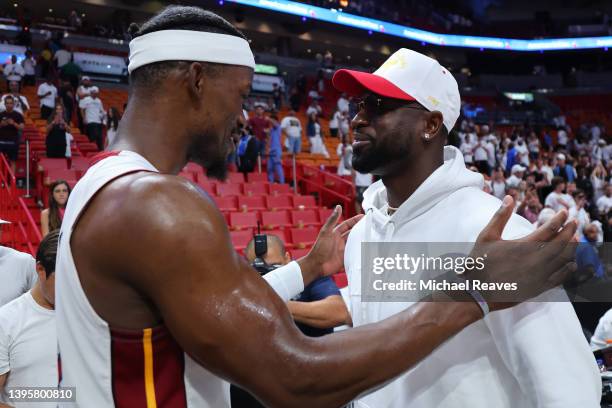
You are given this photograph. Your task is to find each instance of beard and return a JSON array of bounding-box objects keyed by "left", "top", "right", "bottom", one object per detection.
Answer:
[
  {"left": 352, "top": 128, "right": 411, "bottom": 174},
  {"left": 187, "top": 130, "right": 233, "bottom": 181}
]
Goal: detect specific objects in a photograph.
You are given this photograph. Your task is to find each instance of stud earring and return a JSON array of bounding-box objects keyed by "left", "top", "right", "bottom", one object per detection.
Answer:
[{"left": 424, "top": 133, "right": 430, "bottom": 140}]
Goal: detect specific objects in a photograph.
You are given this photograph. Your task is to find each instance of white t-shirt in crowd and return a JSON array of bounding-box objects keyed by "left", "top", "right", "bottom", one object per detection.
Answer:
[
  {"left": 557, "top": 129, "right": 568, "bottom": 146},
  {"left": 329, "top": 111, "right": 342, "bottom": 129},
  {"left": 597, "top": 195, "right": 612, "bottom": 215},
  {"left": 3, "top": 63, "right": 25, "bottom": 82},
  {"left": 545, "top": 191, "right": 570, "bottom": 212},
  {"left": 280, "top": 116, "right": 302, "bottom": 139},
  {"left": 515, "top": 142, "right": 529, "bottom": 166},
  {"left": 336, "top": 144, "right": 353, "bottom": 176},
  {"left": 460, "top": 142, "right": 474, "bottom": 164},
  {"left": 505, "top": 174, "right": 522, "bottom": 188},
  {"left": 492, "top": 181, "right": 506, "bottom": 200},
  {"left": 562, "top": 193, "right": 576, "bottom": 210},
  {"left": 569, "top": 206, "right": 590, "bottom": 237},
  {"left": 590, "top": 125, "right": 601, "bottom": 142},
  {"left": 306, "top": 105, "right": 321, "bottom": 117},
  {"left": 0, "top": 247, "right": 36, "bottom": 307},
  {"left": 36, "top": 83, "right": 57, "bottom": 109},
  {"left": 76, "top": 85, "right": 92, "bottom": 101},
  {"left": 21, "top": 58, "right": 36, "bottom": 76},
  {"left": 65, "top": 132, "right": 74, "bottom": 158},
  {"left": 592, "top": 308, "right": 612, "bottom": 351},
  {"left": 0, "top": 292, "right": 56, "bottom": 408},
  {"left": 0, "top": 94, "right": 29, "bottom": 115},
  {"left": 53, "top": 49, "right": 71, "bottom": 68},
  {"left": 337, "top": 97, "right": 349, "bottom": 113},
  {"left": 541, "top": 165, "right": 554, "bottom": 184},
  {"left": 473, "top": 141, "right": 488, "bottom": 162},
  {"left": 354, "top": 172, "right": 372, "bottom": 188},
  {"left": 79, "top": 96, "right": 105, "bottom": 124}
]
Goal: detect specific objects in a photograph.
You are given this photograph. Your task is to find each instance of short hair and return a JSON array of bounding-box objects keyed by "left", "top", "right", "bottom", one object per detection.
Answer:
[
  {"left": 3, "top": 95, "right": 14, "bottom": 102},
  {"left": 551, "top": 176, "right": 565, "bottom": 190},
  {"left": 127, "top": 5, "right": 247, "bottom": 90},
  {"left": 245, "top": 234, "right": 285, "bottom": 260},
  {"left": 36, "top": 229, "right": 60, "bottom": 278}
]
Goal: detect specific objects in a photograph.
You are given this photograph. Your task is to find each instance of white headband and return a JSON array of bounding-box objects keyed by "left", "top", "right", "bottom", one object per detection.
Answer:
[{"left": 128, "top": 29, "right": 255, "bottom": 74}]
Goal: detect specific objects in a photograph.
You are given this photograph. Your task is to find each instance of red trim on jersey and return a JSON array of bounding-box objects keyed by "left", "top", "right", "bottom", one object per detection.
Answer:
[
  {"left": 110, "top": 326, "right": 187, "bottom": 408},
  {"left": 88, "top": 151, "right": 121, "bottom": 167}
]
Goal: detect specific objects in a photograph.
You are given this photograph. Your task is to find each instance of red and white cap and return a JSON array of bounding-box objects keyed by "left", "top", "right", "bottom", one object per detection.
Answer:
[{"left": 332, "top": 48, "right": 460, "bottom": 132}]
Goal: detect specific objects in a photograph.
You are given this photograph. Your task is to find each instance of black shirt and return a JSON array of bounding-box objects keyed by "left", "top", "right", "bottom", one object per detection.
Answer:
[{"left": 0, "top": 111, "right": 23, "bottom": 143}]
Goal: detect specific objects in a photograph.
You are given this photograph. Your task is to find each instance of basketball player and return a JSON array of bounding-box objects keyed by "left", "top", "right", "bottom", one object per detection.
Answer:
[{"left": 56, "top": 6, "right": 578, "bottom": 408}]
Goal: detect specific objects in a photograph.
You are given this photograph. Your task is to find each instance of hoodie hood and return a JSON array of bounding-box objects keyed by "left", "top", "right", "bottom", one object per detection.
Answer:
[{"left": 361, "top": 145, "right": 483, "bottom": 238}]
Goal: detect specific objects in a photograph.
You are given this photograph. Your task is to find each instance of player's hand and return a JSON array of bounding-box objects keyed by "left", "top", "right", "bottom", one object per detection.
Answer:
[
  {"left": 465, "top": 195, "right": 577, "bottom": 312},
  {"left": 299, "top": 206, "right": 363, "bottom": 284}
]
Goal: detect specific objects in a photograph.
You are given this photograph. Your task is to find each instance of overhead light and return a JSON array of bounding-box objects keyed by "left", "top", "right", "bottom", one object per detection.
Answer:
[
  {"left": 347, "top": 55, "right": 351, "bottom": 60},
  {"left": 82, "top": 13, "right": 86, "bottom": 18},
  {"left": 13, "top": 3, "right": 18, "bottom": 8},
  {"left": 49, "top": 8, "right": 53, "bottom": 13},
  {"left": 307, "top": 49, "right": 311, "bottom": 53}
]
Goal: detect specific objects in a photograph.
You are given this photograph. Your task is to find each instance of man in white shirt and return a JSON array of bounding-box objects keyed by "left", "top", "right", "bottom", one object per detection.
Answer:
[
  {"left": 21, "top": 51, "right": 36, "bottom": 87},
  {"left": 353, "top": 170, "right": 372, "bottom": 214},
  {"left": 79, "top": 86, "right": 106, "bottom": 151},
  {"left": 306, "top": 100, "right": 322, "bottom": 117},
  {"left": 280, "top": 110, "right": 302, "bottom": 154},
  {"left": 0, "top": 219, "right": 37, "bottom": 307},
  {"left": 337, "top": 93, "right": 349, "bottom": 113},
  {"left": 596, "top": 183, "right": 612, "bottom": 216},
  {"left": 505, "top": 164, "right": 525, "bottom": 188},
  {"left": 557, "top": 126, "right": 569, "bottom": 149},
  {"left": 0, "top": 230, "right": 58, "bottom": 408},
  {"left": 591, "top": 308, "right": 612, "bottom": 350},
  {"left": 545, "top": 176, "right": 572, "bottom": 212},
  {"left": 0, "top": 81, "right": 29, "bottom": 116},
  {"left": 3, "top": 56, "right": 25, "bottom": 92},
  {"left": 36, "top": 78, "right": 57, "bottom": 120},
  {"left": 53, "top": 47, "right": 71, "bottom": 69}
]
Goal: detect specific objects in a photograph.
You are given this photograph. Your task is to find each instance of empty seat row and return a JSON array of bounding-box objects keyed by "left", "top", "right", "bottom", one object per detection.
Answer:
[
  {"left": 224, "top": 208, "right": 337, "bottom": 230},
  {"left": 200, "top": 181, "right": 294, "bottom": 197},
  {"left": 213, "top": 195, "right": 318, "bottom": 212},
  {"left": 230, "top": 227, "right": 319, "bottom": 250}
]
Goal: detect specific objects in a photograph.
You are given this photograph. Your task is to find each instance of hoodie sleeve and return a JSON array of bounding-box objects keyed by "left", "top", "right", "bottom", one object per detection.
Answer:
[{"left": 483, "top": 216, "right": 601, "bottom": 407}]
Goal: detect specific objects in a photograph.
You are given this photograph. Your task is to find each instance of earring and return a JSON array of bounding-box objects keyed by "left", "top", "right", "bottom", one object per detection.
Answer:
[{"left": 424, "top": 133, "right": 430, "bottom": 140}]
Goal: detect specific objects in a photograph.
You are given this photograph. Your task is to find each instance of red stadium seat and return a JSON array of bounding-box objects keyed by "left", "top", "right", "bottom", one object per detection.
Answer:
[
  {"left": 269, "top": 183, "right": 293, "bottom": 196},
  {"left": 332, "top": 272, "right": 348, "bottom": 288},
  {"left": 229, "top": 212, "right": 258, "bottom": 231},
  {"left": 213, "top": 196, "right": 238, "bottom": 212},
  {"left": 227, "top": 172, "right": 245, "bottom": 183},
  {"left": 290, "top": 227, "right": 318, "bottom": 248},
  {"left": 230, "top": 230, "right": 253, "bottom": 251},
  {"left": 265, "top": 229, "right": 293, "bottom": 248},
  {"left": 69, "top": 156, "right": 90, "bottom": 171},
  {"left": 238, "top": 196, "right": 267, "bottom": 212},
  {"left": 290, "top": 209, "right": 320, "bottom": 228},
  {"left": 290, "top": 247, "right": 310, "bottom": 259},
  {"left": 318, "top": 208, "right": 344, "bottom": 223},
  {"left": 247, "top": 172, "right": 268, "bottom": 183},
  {"left": 243, "top": 182, "right": 269, "bottom": 196},
  {"left": 197, "top": 179, "right": 216, "bottom": 195},
  {"left": 292, "top": 195, "right": 317, "bottom": 209},
  {"left": 266, "top": 196, "right": 293, "bottom": 211},
  {"left": 216, "top": 183, "right": 243, "bottom": 197},
  {"left": 178, "top": 171, "right": 197, "bottom": 183},
  {"left": 45, "top": 169, "right": 80, "bottom": 186},
  {"left": 38, "top": 158, "right": 68, "bottom": 171},
  {"left": 261, "top": 210, "right": 292, "bottom": 230}
]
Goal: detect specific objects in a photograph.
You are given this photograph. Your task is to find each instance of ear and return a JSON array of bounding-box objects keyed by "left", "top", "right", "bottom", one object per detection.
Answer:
[
  {"left": 187, "top": 62, "right": 206, "bottom": 102},
  {"left": 423, "top": 111, "right": 444, "bottom": 142},
  {"left": 284, "top": 251, "right": 292, "bottom": 264},
  {"left": 36, "top": 262, "right": 47, "bottom": 282}
]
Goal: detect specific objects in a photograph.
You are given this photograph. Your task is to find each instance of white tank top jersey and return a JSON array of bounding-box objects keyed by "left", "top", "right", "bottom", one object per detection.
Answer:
[{"left": 56, "top": 150, "right": 230, "bottom": 408}]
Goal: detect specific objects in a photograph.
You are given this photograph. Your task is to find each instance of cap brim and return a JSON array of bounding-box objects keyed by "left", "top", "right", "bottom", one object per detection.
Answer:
[{"left": 332, "top": 69, "right": 416, "bottom": 101}]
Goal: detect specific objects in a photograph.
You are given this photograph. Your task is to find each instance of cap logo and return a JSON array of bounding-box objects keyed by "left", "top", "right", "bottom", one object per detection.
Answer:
[
  {"left": 377, "top": 53, "right": 407, "bottom": 74},
  {"left": 427, "top": 95, "right": 440, "bottom": 107}
]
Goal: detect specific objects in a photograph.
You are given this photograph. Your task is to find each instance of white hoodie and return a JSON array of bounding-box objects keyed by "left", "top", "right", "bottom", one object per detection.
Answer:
[{"left": 345, "top": 146, "right": 600, "bottom": 408}]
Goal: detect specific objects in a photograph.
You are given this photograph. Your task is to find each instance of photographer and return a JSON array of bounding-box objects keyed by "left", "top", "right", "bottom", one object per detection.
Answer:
[
  {"left": 231, "top": 234, "right": 351, "bottom": 407},
  {"left": 45, "top": 105, "right": 69, "bottom": 158}
]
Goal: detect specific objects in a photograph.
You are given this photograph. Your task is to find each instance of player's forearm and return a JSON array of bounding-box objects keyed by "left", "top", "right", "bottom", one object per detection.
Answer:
[
  {"left": 260, "top": 301, "right": 482, "bottom": 408},
  {"left": 287, "top": 298, "right": 348, "bottom": 329}
]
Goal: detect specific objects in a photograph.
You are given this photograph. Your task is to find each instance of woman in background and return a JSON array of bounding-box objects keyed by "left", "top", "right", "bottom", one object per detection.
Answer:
[
  {"left": 41, "top": 180, "right": 71, "bottom": 237},
  {"left": 106, "top": 107, "right": 121, "bottom": 148}
]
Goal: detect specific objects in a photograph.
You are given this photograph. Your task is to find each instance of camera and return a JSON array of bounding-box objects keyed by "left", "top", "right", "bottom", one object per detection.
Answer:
[{"left": 251, "top": 233, "right": 283, "bottom": 275}]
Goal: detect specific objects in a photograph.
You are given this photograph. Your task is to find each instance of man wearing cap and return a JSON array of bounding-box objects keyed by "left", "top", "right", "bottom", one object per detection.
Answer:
[
  {"left": 55, "top": 6, "right": 581, "bottom": 408},
  {"left": 78, "top": 86, "right": 106, "bottom": 150},
  {"left": 332, "top": 48, "right": 599, "bottom": 407},
  {"left": 554, "top": 153, "right": 576, "bottom": 182},
  {"left": 506, "top": 164, "right": 525, "bottom": 188},
  {"left": 0, "top": 219, "right": 37, "bottom": 307}
]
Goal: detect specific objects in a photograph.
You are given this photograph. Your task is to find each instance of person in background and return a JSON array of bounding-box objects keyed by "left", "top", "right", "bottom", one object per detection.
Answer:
[
  {"left": 329, "top": 108, "right": 340, "bottom": 138},
  {"left": 76, "top": 76, "right": 94, "bottom": 131},
  {"left": 490, "top": 166, "right": 507, "bottom": 200},
  {"left": 307, "top": 112, "right": 328, "bottom": 157},
  {"left": 545, "top": 176, "right": 571, "bottom": 212},
  {"left": 591, "top": 163, "right": 608, "bottom": 202},
  {"left": 21, "top": 50, "right": 36, "bottom": 87},
  {"left": 517, "top": 188, "right": 543, "bottom": 224},
  {"left": 0, "top": 230, "right": 59, "bottom": 408},
  {"left": 272, "top": 83, "right": 282, "bottom": 110},
  {"left": 37, "top": 76, "right": 57, "bottom": 120},
  {"left": 53, "top": 45, "right": 71, "bottom": 71},
  {"left": 79, "top": 86, "right": 106, "bottom": 150},
  {"left": 0, "top": 96, "right": 24, "bottom": 174},
  {"left": 306, "top": 99, "right": 322, "bottom": 118},
  {"left": 338, "top": 110, "right": 350, "bottom": 141},
  {"left": 237, "top": 126, "right": 257, "bottom": 176},
  {"left": 591, "top": 308, "right": 612, "bottom": 351},
  {"left": 575, "top": 223, "right": 604, "bottom": 282},
  {"left": 597, "top": 183, "right": 612, "bottom": 218},
  {"left": 281, "top": 110, "right": 302, "bottom": 155},
  {"left": 58, "top": 79, "right": 75, "bottom": 124},
  {"left": 336, "top": 135, "right": 353, "bottom": 176},
  {"left": 106, "top": 107, "right": 121, "bottom": 148},
  {"left": 266, "top": 114, "right": 284, "bottom": 184},
  {"left": 0, "top": 81, "right": 29, "bottom": 116},
  {"left": 45, "top": 104, "right": 69, "bottom": 159},
  {"left": 569, "top": 189, "right": 590, "bottom": 236},
  {"left": 40, "top": 180, "right": 70, "bottom": 237},
  {"left": 38, "top": 43, "right": 53, "bottom": 79},
  {"left": 59, "top": 54, "right": 82, "bottom": 91},
  {"left": 337, "top": 92, "right": 349, "bottom": 113},
  {"left": 554, "top": 153, "right": 576, "bottom": 182},
  {"left": 505, "top": 164, "right": 525, "bottom": 188},
  {"left": 3, "top": 55, "right": 24, "bottom": 92},
  {"left": 289, "top": 87, "right": 301, "bottom": 112},
  {"left": 557, "top": 125, "right": 569, "bottom": 150},
  {"left": 0, "top": 218, "right": 37, "bottom": 307},
  {"left": 353, "top": 170, "right": 373, "bottom": 214},
  {"left": 248, "top": 105, "right": 270, "bottom": 157},
  {"left": 232, "top": 234, "right": 351, "bottom": 408}
]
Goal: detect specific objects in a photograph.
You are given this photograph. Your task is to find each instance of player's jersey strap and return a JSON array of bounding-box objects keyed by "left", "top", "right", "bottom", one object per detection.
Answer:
[{"left": 110, "top": 325, "right": 187, "bottom": 408}]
